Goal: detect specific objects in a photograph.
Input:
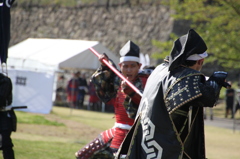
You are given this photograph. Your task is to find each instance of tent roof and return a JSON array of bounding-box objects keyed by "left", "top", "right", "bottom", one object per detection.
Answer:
[{"left": 7, "top": 38, "right": 119, "bottom": 71}]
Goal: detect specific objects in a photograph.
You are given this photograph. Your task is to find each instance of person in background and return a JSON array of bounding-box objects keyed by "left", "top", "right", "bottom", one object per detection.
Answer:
[
  {"left": 75, "top": 40, "right": 149, "bottom": 159},
  {"left": 225, "top": 81, "right": 235, "bottom": 118},
  {"left": 77, "top": 72, "right": 88, "bottom": 109},
  {"left": 234, "top": 98, "right": 240, "bottom": 116},
  {"left": 116, "top": 29, "right": 230, "bottom": 159},
  {"left": 55, "top": 75, "right": 66, "bottom": 105},
  {"left": 139, "top": 65, "right": 156, "bottom": 75},
  {"left": 88, "top": 80, "right": 101, "bottom": 111},
  {"left": 66, "top": 72, "right": 79, "bottom": 108}
]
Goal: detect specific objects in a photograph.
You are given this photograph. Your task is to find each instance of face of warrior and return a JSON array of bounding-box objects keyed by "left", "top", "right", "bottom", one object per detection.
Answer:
[{"left": 119, "top": 61, "right": 141, "bottom": 81}]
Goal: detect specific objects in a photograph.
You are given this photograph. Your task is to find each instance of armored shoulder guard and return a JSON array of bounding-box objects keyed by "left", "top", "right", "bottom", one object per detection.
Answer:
[{"left": 164, "top": 74, "right": 204, "bottom": 114}]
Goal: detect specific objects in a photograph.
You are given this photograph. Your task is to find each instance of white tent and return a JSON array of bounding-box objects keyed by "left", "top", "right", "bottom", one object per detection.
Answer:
[
  {"left": 6, "top": 38, "right": 120, "bottom": 114},
  {"left": 7, "top": 69, "right": 54, "bottom": 114},
  {"left": 7, "top": 38, "right": 119, "bottom": 71}
]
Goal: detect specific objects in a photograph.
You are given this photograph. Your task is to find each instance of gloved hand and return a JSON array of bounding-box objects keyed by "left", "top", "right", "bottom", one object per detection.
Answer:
[
  {"left": 99, "top": 53, "right": 109, "bottom": 66},
  {"left": 121, "top": 79, "right": 135, "bottom": 97},
  {"left": 208, "top": 71, "right": 230, "bottom": 88}
]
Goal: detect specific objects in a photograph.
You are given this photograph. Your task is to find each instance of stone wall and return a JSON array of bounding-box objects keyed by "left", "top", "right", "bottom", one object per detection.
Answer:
[
  {"left": 8, "top": 4, "right": 238, "bottom": 82},
  {"left": 10, "top": 4, "right": 189, "bottom": 66}
]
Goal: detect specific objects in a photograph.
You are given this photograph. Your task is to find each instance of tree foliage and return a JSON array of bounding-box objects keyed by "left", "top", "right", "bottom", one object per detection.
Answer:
[
  {"left": 153, "top": 0, "right": 240, "bottom": 70},
  {"left": 152, "top": 33, "right": 178, "bottom": 60}
]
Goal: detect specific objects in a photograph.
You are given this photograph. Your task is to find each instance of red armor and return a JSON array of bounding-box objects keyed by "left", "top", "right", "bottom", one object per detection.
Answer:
[
  {"left": 113, "top": 89, "right": 134, "bottom": 126},
  {"left": 76, "top": 75, "right": 148, "bottom": 158},
  {"left": 75, "top": 137, "right": 106, "bottom": 159}
]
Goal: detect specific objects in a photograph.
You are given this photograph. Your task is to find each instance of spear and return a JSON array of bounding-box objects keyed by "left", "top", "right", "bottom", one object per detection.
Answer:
[{"left": 89, "top": 47, "right": 143, "bottom": 97}]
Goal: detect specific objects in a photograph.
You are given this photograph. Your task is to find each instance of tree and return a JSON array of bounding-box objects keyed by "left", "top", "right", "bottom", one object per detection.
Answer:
[{"left": 153, "top": 0, "right": 240, "bottom": 70}]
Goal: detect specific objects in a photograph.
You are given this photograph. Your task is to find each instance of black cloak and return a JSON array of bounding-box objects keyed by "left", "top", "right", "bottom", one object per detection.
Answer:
[{"left": 116, "top": 29, "right": 213, "bottom": 159}]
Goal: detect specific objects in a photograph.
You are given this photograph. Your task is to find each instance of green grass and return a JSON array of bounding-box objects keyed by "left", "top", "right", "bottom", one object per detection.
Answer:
[
  {"left": 11, "top": 107, "right": 115, "bottom": 159},
  {"left": 52, "top": 106, "right": 115, "bottom": 130},
  {"left": 13, "top": 139, "right": 79, "bottom": 159},
  {"left": 10, "top": 106, "right": 240, "bottom": 159},
  {"left": 17, "top": 111, "right": 64, "bottom": 126}
]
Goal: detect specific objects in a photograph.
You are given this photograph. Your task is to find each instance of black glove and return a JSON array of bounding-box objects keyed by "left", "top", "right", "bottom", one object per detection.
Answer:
[{"left": 208, "top": 71, "right": 230, "bottom": 88}]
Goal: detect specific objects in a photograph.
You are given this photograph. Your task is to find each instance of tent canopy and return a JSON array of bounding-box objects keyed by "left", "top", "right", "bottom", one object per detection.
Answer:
[{"left": 7, "top": 38, "right": 119, "bottom": 72}]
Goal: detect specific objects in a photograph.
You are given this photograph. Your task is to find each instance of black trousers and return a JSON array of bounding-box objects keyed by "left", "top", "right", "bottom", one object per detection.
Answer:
[
  {"left": 1, "top": 130, "right": 14, "bottom": 159},
  {"left": 0, "top": 112, "right": 15, "bottom": 159}
]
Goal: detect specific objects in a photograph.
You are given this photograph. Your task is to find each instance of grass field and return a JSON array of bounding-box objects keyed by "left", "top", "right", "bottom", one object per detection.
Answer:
[
  {"left": 9, "top": 104, "right": 240, "bottom": 159},
  {"left": 12, "top": 107, "right": 115, "bottom": 159}
]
